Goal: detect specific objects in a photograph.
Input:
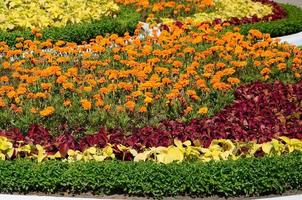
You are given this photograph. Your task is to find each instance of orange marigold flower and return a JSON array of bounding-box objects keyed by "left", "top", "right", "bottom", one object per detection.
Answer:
[
  {"left": 263, "top": 75, "right": 270, "bottom": 80},
  {"left": 139, "top": 106, "right": 147, "bottom": 113},
  {"left": 40, "top": 106, "right": 55, "bottom": 117},
  {"left": 104, "top": 104, "right": 111, "bottom": 111},
  {"left": 41, "top": 83, "right": 52, "bottom": 90},
  {"left": 35, "top": 92, "right": 47, "bottom": 99},
  {"left": 81, "top": 99, "right": 92, "bottom": 110},
  {"left": 277, "top": 63, "right": 286, "bottom": 71},
  {"left": 30, "top": 107, "right": 38, "bottom": 113},
  {"left": 0, "top": 98, "right": 5, "bottom": 108},
  {"left": 249, "top": 29, "right": 263, "bottom": 39},
  {"left": 35, "top": 33, "right": 43, "bottom": 38},
  {"left": 0, "top": 76, "right": 9, "bottom": 82},
  {"left": 63, "top": 82, "right": 74, "bottom": 90},
  {"left": 125, "top": 100, "right": 136, "bottom": 111},
  {"left": 254, "top": 61, "right": 261, "bottom": 67},
  {"left": 64, "top": 100, "right": 72, "bottom": 107},
  {"left": 173, "top": 60, "right": 183, "bottom": 68},
  {"left": 260, "top": 67, "right": 271, "bottom": 76},
  {"left": 16, "top": 87, "right": 27, "bottom": 95},
  {"left": 96, "top": 99, "right": 104, "bottom": 107},
  {"left": 117, "top": 106, "right": 124, "bottom": 112},
  {"left": 7, "top": 91, "right": 17, "bottom": 99},
  {"left": 184, "top": 106, "right": 193, "bottom": 115},
  {"left": 227, "top": 77, "right": 240, "bottom": 85},
  {"left": 2, "top": 61, "right": 10, "bottom": 69},
  {"left": 99, "top": 87, "right": 109, "bottom": 94}
]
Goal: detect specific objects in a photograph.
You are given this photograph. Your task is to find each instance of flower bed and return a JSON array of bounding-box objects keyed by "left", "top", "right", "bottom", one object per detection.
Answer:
[
  {"left": 0, "top": 0, "right": 302, "bottom": 198},
  {"left": 117, "top": 0, "right": 285, "bottom": 25},
  {"left": 0, "top": 80, "right": 302, "bottom": 163},
  {"left": 0, "top": 25, "right": 301, "bottom": 133},
  {"left": 0, "top": 0, "right": 302, "bottom": 46}
]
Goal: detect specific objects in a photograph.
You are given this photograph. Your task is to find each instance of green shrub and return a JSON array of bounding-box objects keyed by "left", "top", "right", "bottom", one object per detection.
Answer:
[
  {"left": 1, "top": 153, "right": 302, "bottom": 197},
  {"left": 0, "top": 6, "right": 140, "bottom": 47}
]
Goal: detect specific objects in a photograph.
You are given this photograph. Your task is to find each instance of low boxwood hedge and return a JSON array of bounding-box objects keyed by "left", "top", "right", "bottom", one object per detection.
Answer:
[
  {"left": 0, "top": 6, "right": 140, "bottom": 47},
  {"left": 239, "top": 4, "right": 302, "bottom": 37},
  {"left": 1, "top": 153, "right": 302, "bottom": 198}
]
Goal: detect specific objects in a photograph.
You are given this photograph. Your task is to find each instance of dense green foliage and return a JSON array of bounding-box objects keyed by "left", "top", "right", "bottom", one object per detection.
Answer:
[
  {"left": 0, "top": 6, "right": 140, "bottom": 46},
  {"left": 1, "top": 153, "right": 302, "bottom": 197},
  {"left": 239, "top": 4, "right": 302, "bottom": 37}
]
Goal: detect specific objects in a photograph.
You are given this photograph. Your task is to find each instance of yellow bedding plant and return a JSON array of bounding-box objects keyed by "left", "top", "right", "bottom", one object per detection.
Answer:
[
  {"left": 159, "top": 0, "right": 273, "bottom": 25},
  {"left": 1, "top": 136, "right": 302, "bottom": 164},
  {"left": 0, "top": 0, "right": 119, "bottom": 30}
]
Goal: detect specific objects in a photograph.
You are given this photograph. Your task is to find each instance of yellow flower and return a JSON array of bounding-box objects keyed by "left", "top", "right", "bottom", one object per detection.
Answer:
[
  {"left": 144, "top": 96, "right": 153, "bottom": 104},
  {"left": 83, "top": 86, "right": 92, "bottom": 92},
  {"left": 39, "top": 106, "right": 55, "bottom": 117},
  {"left": 198, "top": 107, "right": 208, "bottom": 114},
  {"left": 81, "top": 99, "right": 92, "bottom": 110}
]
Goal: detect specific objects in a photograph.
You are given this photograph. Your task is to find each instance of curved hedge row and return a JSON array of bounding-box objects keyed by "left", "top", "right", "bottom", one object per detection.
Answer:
[
  {"left": 0, "top": 6, "right": 140, "bottom": 47},
  {"left": 239, "top": 4, "right": 302, "bottom": 37},
  {"left": 1, "top": 153, "right": 302, "bottom": 197}
]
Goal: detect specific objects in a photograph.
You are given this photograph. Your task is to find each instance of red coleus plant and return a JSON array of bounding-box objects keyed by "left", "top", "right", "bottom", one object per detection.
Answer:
[{"left": 0, "top": 81, "right": 301, "bottom": 154}]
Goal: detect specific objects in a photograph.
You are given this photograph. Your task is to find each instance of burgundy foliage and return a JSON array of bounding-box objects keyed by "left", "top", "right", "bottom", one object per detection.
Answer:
[{"left": 0, "top": 81, "right": 301, "bottom": 155}]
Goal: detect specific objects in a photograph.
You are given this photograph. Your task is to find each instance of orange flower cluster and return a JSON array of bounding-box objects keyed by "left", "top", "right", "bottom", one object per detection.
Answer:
[
  {"left": 0, "top": 25, "right": 301, "bottom": 131},
  {"left": 115, "top": 0, "right": 214, "bottom": 20}
]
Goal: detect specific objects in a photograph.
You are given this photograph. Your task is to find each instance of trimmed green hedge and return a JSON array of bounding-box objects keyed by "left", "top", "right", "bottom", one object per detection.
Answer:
[
  {"left": 239, "top": 4, "right": 302, "bottom": 37},
  {"left": 0, "top": 6, "right": 140, "bottom": 47},
  {"left": 1, "top": 153, "right": 302, "bottom": 198}
]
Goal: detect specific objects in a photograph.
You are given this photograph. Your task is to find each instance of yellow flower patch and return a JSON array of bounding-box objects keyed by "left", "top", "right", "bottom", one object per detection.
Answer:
[{"left": 0, "top": 0, "right": 119, "bottom": 31}]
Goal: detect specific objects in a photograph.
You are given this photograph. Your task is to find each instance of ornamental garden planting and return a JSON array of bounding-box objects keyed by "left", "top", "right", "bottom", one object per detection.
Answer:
[{"left": 0, "top": 0, "right": 302, "bottom": 198}]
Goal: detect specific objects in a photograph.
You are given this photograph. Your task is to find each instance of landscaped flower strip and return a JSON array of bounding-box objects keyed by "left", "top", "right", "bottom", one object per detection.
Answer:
[
  {"left": 116, "top": 0, "right": 286, "bottom": 26},
  {"left": 1, "top": 134, "right": 302, "bottom": 164},
  {"left": 0, "top": 80, "right": 301, "bottom": 162},
  {"left": 0, "top": 0, "right": 285, "bottom": 32},
  {"left": 0, "top": 26, "right": 301, "bottom": 133},
  {"left": 0, "top": 0, "right": 119, "bottom": 31}
]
